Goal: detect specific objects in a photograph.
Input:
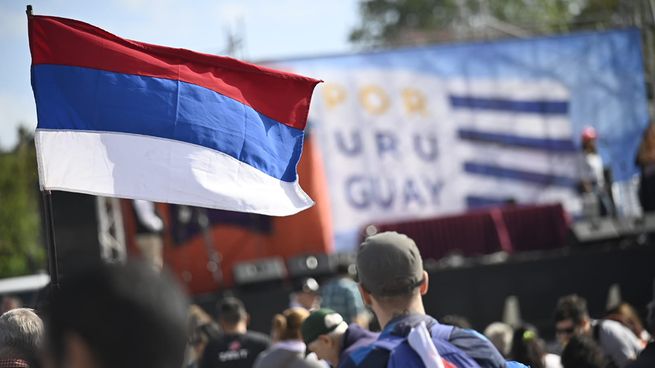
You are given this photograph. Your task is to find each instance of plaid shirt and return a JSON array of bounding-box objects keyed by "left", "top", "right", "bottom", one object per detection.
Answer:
[
  {"left": 320, "top": 277, "right": 365, "bottom": 324},
  {"left": 0, "top": 359, "right": 29, "bottom": 368}
]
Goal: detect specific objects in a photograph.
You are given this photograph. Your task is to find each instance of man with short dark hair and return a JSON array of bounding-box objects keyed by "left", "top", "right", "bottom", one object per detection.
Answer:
[
  {"left": 342, "top": 231, "right": 507, "bottom": 368},
  {"left": 554, "top": 294, "right": 642, "bottom": 367},
  {"left": 43, "top": 261, "right": 189, "bottom": 368},
  {"left": 0, "top": 308, "right": 43, "bottom": 368},
  {"left": 200, "top": 296, "right": 270, "bottom": 368}
]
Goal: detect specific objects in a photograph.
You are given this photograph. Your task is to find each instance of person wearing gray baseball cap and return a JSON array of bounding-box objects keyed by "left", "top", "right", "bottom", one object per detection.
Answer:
[{"left": 340, "top": 231, "right": 508, "bottom": 368}]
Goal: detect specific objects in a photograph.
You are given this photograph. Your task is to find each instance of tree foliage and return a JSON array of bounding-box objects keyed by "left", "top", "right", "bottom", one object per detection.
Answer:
[
  {"left": 349, "top": 0, "right": 633, "bottom": 48},
  {"left": 0, "top": 128, "right": 44, "bottom": 278}
]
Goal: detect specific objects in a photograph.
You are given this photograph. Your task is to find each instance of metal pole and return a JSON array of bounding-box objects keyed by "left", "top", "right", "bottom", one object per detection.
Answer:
[{"left": 41, "top": 190, "right": 60, "bottom": 288}]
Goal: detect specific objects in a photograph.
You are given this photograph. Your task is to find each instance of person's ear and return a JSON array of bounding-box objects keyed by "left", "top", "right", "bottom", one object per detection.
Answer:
[
  {"left": 419, "top": 271, "right": 429, "bottom": 295},
  {"left": 359, "top": 285, "right": 372, "bottom": 306},
  {"left": 324, "top": 334, "right": 336, "bottom": 346},
  {"left": 246, "top": 313, "right": 251, "bottom": 326}
]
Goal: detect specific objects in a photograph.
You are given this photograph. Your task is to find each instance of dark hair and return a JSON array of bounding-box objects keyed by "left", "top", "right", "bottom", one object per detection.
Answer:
[
  {"left": 561, "top": 335, "right": 608, "bottom": 368},
  {"left": 555, "top": 294, "right": 589, "bottom": 325},
  {"left": 510, "top": 326, "right": 545, "bottom": 368},
  {"left": 45, "top": 261, "right": 189, "bottom": 368},
  {"left": 217, "top": 296, "right": 247, "bottom": 325}
]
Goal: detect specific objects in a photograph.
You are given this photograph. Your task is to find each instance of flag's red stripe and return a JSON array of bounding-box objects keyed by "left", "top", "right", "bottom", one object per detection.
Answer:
[{"left": 28, "top": 15, "right": 320, "bottom": 130}]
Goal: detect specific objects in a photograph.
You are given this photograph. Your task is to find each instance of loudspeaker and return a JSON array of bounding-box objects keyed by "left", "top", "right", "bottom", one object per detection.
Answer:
[
  {"left": 233, "top": 257, "right": 287, "bottom": 285},
  {"left": 49, "top": 192, "right": 103, "bottom": 276},
  {"left": 286, "top": 253, "right": 333, "bottom": 278}
]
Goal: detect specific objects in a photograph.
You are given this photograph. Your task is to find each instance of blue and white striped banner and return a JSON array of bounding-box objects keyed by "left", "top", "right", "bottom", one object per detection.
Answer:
[{"left": 277, "top": 29, "right": 649, "bottom": 250}]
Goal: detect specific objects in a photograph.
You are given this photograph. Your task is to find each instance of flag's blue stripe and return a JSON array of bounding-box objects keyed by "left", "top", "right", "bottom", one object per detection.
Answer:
[
  {"left": 466, "top": 195, "right": 515, "bottom": 209},
  {"left": 463, "top": 162, "right": 578, "bottom": 188},
  {"left": 458, "top": 129, "right": 577, "bottom": 152},
  {"left": 32, "top": 64, "right": 303, "bottom": 182},
  {"left": 450, "top": 95, "right": 568, "bottom": 114}
]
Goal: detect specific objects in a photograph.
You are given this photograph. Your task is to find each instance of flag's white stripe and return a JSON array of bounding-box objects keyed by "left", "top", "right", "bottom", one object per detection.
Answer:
[
  {"left": 35, "top": 130, "right": 313, "bottom": 216},
  {"left": 454, "top": 110, "right": 573, "bottom": 139},
  {"left": 458, "top": 141, "right": 581, "bottom": 178}
]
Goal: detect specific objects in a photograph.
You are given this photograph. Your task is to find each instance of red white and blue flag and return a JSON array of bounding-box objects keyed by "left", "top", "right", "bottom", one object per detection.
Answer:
[{"left": 28, "top": 15, "right": 320, "bottom": 216}]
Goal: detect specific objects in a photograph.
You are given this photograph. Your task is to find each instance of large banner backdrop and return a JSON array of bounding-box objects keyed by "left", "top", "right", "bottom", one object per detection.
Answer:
[{"left": 276, "top": 29, "right": 649, "bottom": 250}]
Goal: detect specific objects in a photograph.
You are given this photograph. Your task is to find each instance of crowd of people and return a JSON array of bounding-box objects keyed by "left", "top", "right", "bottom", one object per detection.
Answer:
[{"left": 0, "top": 231, "right": 653, "bottom": 368}]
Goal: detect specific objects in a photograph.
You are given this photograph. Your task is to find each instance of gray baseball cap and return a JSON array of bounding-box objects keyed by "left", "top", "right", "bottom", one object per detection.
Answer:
[{"left": 356, "top": 231, "right": 424, "bottom": 296}]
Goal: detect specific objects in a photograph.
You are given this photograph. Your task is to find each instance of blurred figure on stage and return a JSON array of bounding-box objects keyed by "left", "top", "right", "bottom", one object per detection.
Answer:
[
  {"left": 637, "top": 122, "right": 655, "bottom": 213},
  {"left": 578, "top": 126, "right": 615, "bottom": 218},
  {"left": 132, "top": 199, "right": 164, "bottom": 271},
  {"left": 201, "top": 297, "right": 270, "bottom": 368},
  {"left": 290, "top": 277, "right": 321, "bottom": 311}
]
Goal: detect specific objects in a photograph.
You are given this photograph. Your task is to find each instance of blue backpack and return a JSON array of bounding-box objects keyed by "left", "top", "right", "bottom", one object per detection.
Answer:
[
  {"left": 371, "top": 323, "right": 530, "bottom": 368},
  {"left": 372, "top": 323, "right": 482, "bottom": 368}
]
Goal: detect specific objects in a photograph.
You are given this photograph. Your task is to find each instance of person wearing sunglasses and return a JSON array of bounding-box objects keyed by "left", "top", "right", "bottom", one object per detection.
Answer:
[{"left": 554, "top": 294, "right": 643, "bottom": 367}]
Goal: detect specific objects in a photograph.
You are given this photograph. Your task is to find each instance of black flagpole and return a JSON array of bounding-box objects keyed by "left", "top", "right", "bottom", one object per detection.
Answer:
[
  {"left": 28, "top": 5, "right": 60, "bottom": 288},
  {"left": 41, "top": 190, "right": 60, "bottom": 288}
]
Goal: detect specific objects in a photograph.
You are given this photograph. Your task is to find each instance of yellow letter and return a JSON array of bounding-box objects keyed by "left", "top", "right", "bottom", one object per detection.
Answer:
[
  {"left": 402, "top": 88, "right": 427, "bottom": 116},
  {"left": 322, "top": 83, "right": 346, "bottom": 109},
  {"left": 359, "top": 85, "right": 389, "bottom": 115}
]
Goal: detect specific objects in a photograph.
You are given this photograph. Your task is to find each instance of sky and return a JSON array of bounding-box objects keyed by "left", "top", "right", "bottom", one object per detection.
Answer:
[{"left": 0, "top": 0, "right": 360, "bottom": 150}]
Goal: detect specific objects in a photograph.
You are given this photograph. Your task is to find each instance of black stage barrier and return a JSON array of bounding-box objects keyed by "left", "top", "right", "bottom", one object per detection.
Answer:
[{"left": 195, "top": 243, "right": 655, "bottom": 339}]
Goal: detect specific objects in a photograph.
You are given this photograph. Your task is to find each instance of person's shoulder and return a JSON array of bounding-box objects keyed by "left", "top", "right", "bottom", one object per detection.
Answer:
[
  {"left": 244, "top": 331, "right": 272, "bottom": 347},
  {"left": 447, "top": 326, "right": 506, "bottom": 368},
  {"left": 599, "top": 318, "right": 630, "bottom": 333},
  {"left": 293, "top": 355, "right": 327, "bottom": 368},
  {"left": 339, "top": 343, "right": 388, "bottom": 368},
  {"left": 598, "top": 319, "right": 641, "bottom": 343}
]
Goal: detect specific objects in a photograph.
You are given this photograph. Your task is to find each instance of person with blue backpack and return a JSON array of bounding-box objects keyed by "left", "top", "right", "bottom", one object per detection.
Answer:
[{"left": 340, "top": 231, "right": 526, "bottom": 368}]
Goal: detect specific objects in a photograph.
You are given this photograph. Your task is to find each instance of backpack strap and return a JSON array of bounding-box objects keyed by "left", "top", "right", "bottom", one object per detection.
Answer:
[
  {"left": 372, "top": 333, "right": 406, "bottom": 352},
  {"left": 592, "top": 320, "right": 601, "bottom": 342}
]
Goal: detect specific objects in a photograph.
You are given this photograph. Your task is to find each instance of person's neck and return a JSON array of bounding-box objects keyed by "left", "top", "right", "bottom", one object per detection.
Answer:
[
  {"left": 221, "top": 321, "right": 247, "bottom": 334},
  {"left": 375, "top": 300, "right": 425, "bottom": 329}
]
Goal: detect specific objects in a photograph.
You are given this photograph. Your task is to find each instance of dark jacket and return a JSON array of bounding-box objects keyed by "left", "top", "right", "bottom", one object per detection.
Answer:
[{"left": 338, "top": 323, "right": 379, "bottom": 367}]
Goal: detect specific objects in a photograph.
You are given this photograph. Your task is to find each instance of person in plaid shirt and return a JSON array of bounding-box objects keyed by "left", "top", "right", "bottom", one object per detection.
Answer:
[{"left": 320, "top": 264, "right": 369, "bottom": 327}]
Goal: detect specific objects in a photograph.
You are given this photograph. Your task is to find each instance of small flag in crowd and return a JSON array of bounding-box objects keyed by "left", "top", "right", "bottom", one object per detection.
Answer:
[{"left": 28, "top": 14, "right": 321, "bottom": 216}]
